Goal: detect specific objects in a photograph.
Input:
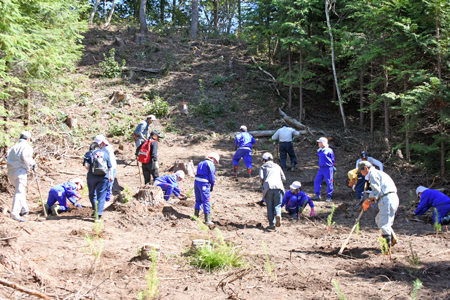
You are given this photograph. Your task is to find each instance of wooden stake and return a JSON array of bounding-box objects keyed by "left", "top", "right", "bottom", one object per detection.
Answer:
[
  {"left": 338, "top": 208, "right": 364, "bottom": 255},
  {"left": 33, "top": 171, "right": 47, "bottom": 217},
  {"left": 0, "top": 278, "right": 53, "bottom": 300}
]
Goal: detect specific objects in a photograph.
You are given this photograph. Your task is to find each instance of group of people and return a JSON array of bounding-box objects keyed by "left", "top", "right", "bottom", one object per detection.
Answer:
[{"left": 5, "top": 122, "right": 450, "bottom": 253}]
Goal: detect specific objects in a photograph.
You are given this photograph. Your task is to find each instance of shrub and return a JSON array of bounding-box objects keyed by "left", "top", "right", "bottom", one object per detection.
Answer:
[
  {"left": 193, "top": 99, "right": 225, "bottom": 118},
  {"left": 138, "top": 247, "right": 159, "bottom": 300},
  {"left": 225, "top": 120, "right": 237, "bottom": 131},
  {"left": 146, "top": 96, "right": 169, "bottom": 117},
  {"left": 121, "top": 184, "right": 132, "bottom": 203},
  {"left": 257, "top": 124, "right": 266, "bottom": 130},
  {"left": 410, "top": 278, "right": 423, "bottom": 300},
  {"left": 99, "top": 48, "right": 126, "bottom": 78}
]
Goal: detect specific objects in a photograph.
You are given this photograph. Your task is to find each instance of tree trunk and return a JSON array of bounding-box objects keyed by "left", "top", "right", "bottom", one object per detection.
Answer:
[
  {"left": 288, "top": 43, "right": 292, "bottom": 109},
  {"left": 191, "top": 0, "right": 199, "bottom": 39},
  {"left": 359, "top": 71, "right": 364, "bottom": 129},
  {"left": 104, "top": 0, "right": 107, "bottom": 19},
  {"left": 89, "top": 0, "right": 101, "bottom": 24},
  {"left": 134, "top": 0, "right": 139, "bottom": 18},
  {"left": 160, "top": 0, "right": 165, "bottom": 24},
  {"left": 325, "top": 0, "right": 346, "bottom": 127},
  {"left": 105, "top": 0, "right": 116, "bottom": 26},
  {"left": 238, "top": 0, "right": 241, "bottom": 34},
  {"left": 268, "top": 37, "right": 271, "bottom": 68},
  {"left": 383, "top": 55, "right": 390, "bottom": 144},
  {"left": 172, "top": 0, "right": 176, "bottom": 23},
  {"left": 24, "top": 87, "right": 31, "bottom": 126},
  {"left": 436, "top": 13, "right": 445, "bottom": 176},
  {"left": 214, "top": 0, "right": 218, "bottom": 33},
  {"left": 139, "top": 0, "right": 148, "bottom": 34},
  {"left": 226, "top": 0, "right": 230, "bottom": 34},
  {"left": 370, "top": 62, "right": 374, "bottom": 139},
  {"left": 299, "top": 48, "right": 303, "bottom": 123}
]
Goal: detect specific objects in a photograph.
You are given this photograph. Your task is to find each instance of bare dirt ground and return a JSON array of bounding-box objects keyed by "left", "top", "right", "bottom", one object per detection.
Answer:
[{"left": 1, "top": 27, "right": 450, "bottom": 300}]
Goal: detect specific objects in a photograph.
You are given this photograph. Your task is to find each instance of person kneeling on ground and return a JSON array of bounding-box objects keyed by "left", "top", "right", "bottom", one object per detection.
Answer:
[
  {"left": 194, "top": 153, "right": 220, "bottom": 225},
  {"left": 154, "top": 170, "right": 187, "bottom": 205},
  {"left": 45, "top": 178, "right": 84, "bottom": 216},
  {"left": 415, "top": 186, "right": 450, "bottom": 225},
  {"left": 359, "top": 161, "right": 399, "bottom": 253},
  {"left": 282, "top": 181, "right": 315, "bottom": 219},
  {"left": 259, "top": 152, "right": 286, "bottom": 231}
]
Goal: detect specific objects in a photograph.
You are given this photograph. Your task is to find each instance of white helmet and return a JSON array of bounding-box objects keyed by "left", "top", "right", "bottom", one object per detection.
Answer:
[
  {"left": 240, "top": 125, "right": 247, "bottom": 132},
  {"left": 262, "top": 152, "right": 273, "bottom": 161},
  {"left": 71, "top": 178, "right": 84, "bottom": 190},
  {"left": 290, "top": 181, "right": 301, "bottom": 190},
  {"left": 175, "top": 170, "right": 185, "bottom": 180},
  {"left": 207, "top": 152, "right": 220, "bottom": 163}
]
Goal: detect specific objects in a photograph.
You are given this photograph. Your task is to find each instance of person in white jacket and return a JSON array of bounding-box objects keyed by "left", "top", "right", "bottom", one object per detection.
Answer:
[
  {"left": 7, "top": 131, "right": 36, "bottom": 222},
  {"left": 95, "top": 135, "right": 117, "bottom": 201}
]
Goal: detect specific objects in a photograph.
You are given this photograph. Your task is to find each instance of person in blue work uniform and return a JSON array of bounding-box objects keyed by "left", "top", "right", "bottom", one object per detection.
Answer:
[
  {"left": 133, "top": 115, "right": 157, "bottom": 155},
  {"left": 350, "top": 151, "right": 384, "bottom": 200},
  {"left": 45, "top": 178, "right": 84, "bottom": 216},
  {"left": 282, "top": 181, "right": 315, "bottom": 219},
  {"left": 95, "top": 135, "right": 117, "bottom": 202},
  {"left": 415, "top": 186, "right": 450, "bottom": 225},
  {"left": 194, "top": 152, "right": 220, "bottom": 225},
  {"left": 271, "top": 125, "right": 300, "bottom": 173},
  {"left": 312, "top": 137, "right": 335, "bottom": 202},
  {"left": 233, "top": 125, "right": 256, "bottom": 177},
  {"left": 83, "top": 142, "right": 113, "bottom": 222},
  {"left": 154, "top": 170, "right": 187, "bottom": 205}
]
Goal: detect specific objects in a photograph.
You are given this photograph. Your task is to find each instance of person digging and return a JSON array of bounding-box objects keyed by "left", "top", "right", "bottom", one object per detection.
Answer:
[
  {"left": 153, "top": 170, "right": 187, "bottom": 205},
  {"left": 358, "top": 161, "right": 399, "bottom": 254},
  {"left": 45, "top": 178, "right": 84, "bottom": 216}
]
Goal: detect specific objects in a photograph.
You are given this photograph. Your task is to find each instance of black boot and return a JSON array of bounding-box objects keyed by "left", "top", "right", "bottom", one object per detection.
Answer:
[
  {"left": 282, "top": 167, "right": 287, "bottom": 174},
  {"left": 194, "top": 209, "right": 200, "bottom": 218},
  {"left": 291, "top": 163, "right": 295, "bottom": 171},
  {"left": 441, "top": 214, "right": 450, "bottom": 225},
  {"left": 205, "top": 213, "right": 214, "bottom": 225}
]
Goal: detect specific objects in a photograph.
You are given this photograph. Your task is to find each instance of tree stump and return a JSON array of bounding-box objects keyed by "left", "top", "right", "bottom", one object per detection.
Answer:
[
  {"left": 173, "top": 160, "right": 196, "bottom": 177},
  {"left": 66, "top": 116, "right": 77, "bottom": 129},
  {"left": 137, "top": 185, "right": 164, "bottom": 210},
  {"left": 140, "top": 244, "right": 160, "bottom": 261}
]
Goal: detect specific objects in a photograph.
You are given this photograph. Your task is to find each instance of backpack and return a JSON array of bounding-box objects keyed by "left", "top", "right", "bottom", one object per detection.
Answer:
[
  {"left": 138, "top": 139, "right": 156, "bottom": 164},
  {"left": 91, "top": 150, "right": 108, "bottom": 176}
]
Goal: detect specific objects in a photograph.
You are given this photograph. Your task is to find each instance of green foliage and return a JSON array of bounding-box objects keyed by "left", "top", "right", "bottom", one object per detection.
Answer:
[
  {"left": 146, "top": 96, "right": 170, "bottom": 118},
  {"left": 332, "top": 279, "right": 347, "bottom": 300},
  {"left": 406, "top": 241, "right": 421, "bottom": 268},
  {"left": 212, "top": 75, "right": 231, "bottom": 86},
  {"left": 190, "top": 214, "right": 209, "bottom": 231},
  {"left": 257, "top": 124, "right": 266, "bottom": 130},
  {"left": 411, "top": 278, "right": 423, "bottom": 300},
  {"left": 138, "top": 247, "right": 159, "bottom": 300},
  {"left": 188, "top": 228, "right": 248, "bottom": 272},
  {"left": 230, "top": 101, "right": 239, "bottom": 112},
  {"left": 99, "top": 48, "right": 126, "bottom": 78},
  {"left": 327, "top": 204, "right": 336, "bottom": 231},
  {"left": 186, "top": 186, "right": 195, "bottom": 198},
  {"left": 82, "top": 220, "right": 104, "bottom": 263},
  {"left": 354, "top": 221, "right": 360, "bottom": 236},
  {"left": 107, "top": 115, "right": 137, "bottom": 139},
  {"left": 121, "top": 184, "right": 132, "bottom": 203},
  {"left": 225, "top": 120, "right": 237, "bottom": 131},
  {"left": 377, "top": 237, "right": 390, "bottom": 255},
  {"left": 434, "top": 208, "right": 442, "bottom": 234},
  {"left": 261, "top": 241, "right": 275, "bottom": 280},
  {"left": 193, "top": 100, "right": 225, "bottom": 118}
]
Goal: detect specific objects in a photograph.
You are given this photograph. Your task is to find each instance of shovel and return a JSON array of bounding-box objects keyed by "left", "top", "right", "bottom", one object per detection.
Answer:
[{"left": 33, "top": 170, "right": 47, "bottom": 217}]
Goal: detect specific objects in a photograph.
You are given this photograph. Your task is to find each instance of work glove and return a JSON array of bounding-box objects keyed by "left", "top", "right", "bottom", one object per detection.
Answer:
[
  {"left": 352, "top": 185, "right": 356, "bottom": 192},
  {"left": 310, "top": 207, "right": 316, "bottom": 217},
  {"left": 152, "top": 161, "right": 159, "bottom": 170},
  {"left": 210, "top": 185, "right": 214, "bottom": 192},
  {"left": 75, "top": 194, "right": 82, "bottom": 199},
  {"left": 75, "top": 203, "right": 82, "bottom": 208},
  {"left": 362, "top": 200, "right": 371, "bottom": 212},
  {"left": 178, "top": 193, "right": 187, "bottom": 200}
]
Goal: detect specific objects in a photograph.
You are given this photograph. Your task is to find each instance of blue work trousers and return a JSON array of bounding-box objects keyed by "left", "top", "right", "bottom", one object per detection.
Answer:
[
  {"left": 355, "top": 173, "right": 366, "bottom": 200},
  {"left": 265, "top": 189, "right": 283, "bottom": 226},
  {"left": 46, "top": 190, "right": 70, "bottom": 213},
  {"left": 157, "top": 183, "right": 175, "bottom": 201},
  {"left": 314, "top": 167, "right": 334, "bottom": 198},
  {"left": 88, "top": 176, "right": 109, "bottom": 216},
  {"left": 232, "top": 149, "right": 252, "bottom": 168},
  {"left": 194, "top": 181, "right": 211, "bottom": 214},
  {"left": 279, "top": 142, "right": 297, "bottom": 169},
  {"left": 105, "top": 169, "right": 116, "bottom": 201}
]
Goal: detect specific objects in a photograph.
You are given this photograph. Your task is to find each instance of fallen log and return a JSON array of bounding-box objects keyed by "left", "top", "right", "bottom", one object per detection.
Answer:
[
  {"left": 123, "top": 67, "right": 163, "bottom": 73},
  {"left": 0, "top": 278, "right": 53, "bottom": 300},
  {"left": 278, "top": 108, "right": 306, "bottom": 129}
]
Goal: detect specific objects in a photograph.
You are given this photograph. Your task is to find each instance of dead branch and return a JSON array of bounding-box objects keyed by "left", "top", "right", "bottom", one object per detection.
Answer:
[
  {"left": 278, "top": 108, "right": 306, "bottom": 129},
  {"left": 0, "top": 235, "right": 19, "bottom": 241},
  {"left": 0, "top": 278, "right": 54, "bottom": 300},
  {"left": 123, "top": 67, "right": 163, "bottom": 73}
]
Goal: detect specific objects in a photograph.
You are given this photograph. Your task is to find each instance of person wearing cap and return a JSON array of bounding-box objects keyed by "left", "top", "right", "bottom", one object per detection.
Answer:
[
  {"left": 414, "top": 186, "right": 450, "bottom": 225},
  {"left": 95, "top": 135, "right": 117, "bottom": 202},
  {"left": 312, "top": 137, "right": 335, "bottom": 202},
  {"left": 271, "top": 125, "right": 300, "bottom": 172},
  {"left": 232, "top": 125, "right": 256, "bottom": 177},
  {"left": 84, "top": 142, "right": 113, "bottom": 222},
  {"left": 142, "top": 130, "right": 162, "bottom": 185},
  {"left": 282, "top": 181, "right": 315, "bottom": 219},
  {"left": 45, "top": 179, "right": 84, "bottom": 216},
  {"left": 259, "top": 152, "right": 286, "bottom": 230},
  {"left": 349, "top": 151, "right": 384, "bottom": 200},
  {"left": 7, "top": 131, "right": 36, "bottom": 222},
  {"left": 134, "top": 115, "right": 157, "bottom": 150},
  {"left": 153, "top": 171, "right": 187, "bottom": 205},
  {"left": 194, "top": 153, "right": 220, "bottom": 225},
  {"left": 359, "top": 161, "right": 399, "bottom": 252}
]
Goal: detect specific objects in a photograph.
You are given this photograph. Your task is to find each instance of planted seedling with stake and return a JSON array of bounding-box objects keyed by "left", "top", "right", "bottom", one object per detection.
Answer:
[
  {"left": 434, "top": 208, "right": 441, "bottom": 236},
  {"left": 327, "top": 204, "right": 336, "bottom": 233}
]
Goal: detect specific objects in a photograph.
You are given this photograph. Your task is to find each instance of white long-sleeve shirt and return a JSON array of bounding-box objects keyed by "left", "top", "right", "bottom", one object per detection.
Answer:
[
  {"left": 7, "top": 139, "right": 35, "bottom": 171},
  {"left": 271, "top": 127, "right": 299, "bottom": 143},
  {"left": 104, "top": 144, "right": 117, "bottom": 169},
  {"left": 356, "top": 157, "right": 383, "bottom": 171},
  {"left": 367, "top": 168, "right": 397, "bottom": 200}
]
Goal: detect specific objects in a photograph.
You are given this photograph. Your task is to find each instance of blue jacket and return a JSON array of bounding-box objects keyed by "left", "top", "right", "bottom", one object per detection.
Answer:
[
  {"left": 51, "top": 182, "right": 79, "bottom": 205},
  {"left": 83, "top": 149, "right": 112, "bottom": 179},
  {"left": 154, "top": 175, "right": 181, "bottom": 197},
  {"left": 196, "top": 159, "right": 216, "bottom": 188},
  {"left": 134, "top": 120, "right": 150, "bottom": 140},
  {"left": 282, "top": 190, "right": 314, "bottom": 211},
  {"left": 318, "top": 147, "right": 335, "bottom": 168},
  {"left": 415, "top": 189, "right": 450, "bottom": 223},
  {"left": 235, "top": 132, "right": 256, "bottom": 149}
]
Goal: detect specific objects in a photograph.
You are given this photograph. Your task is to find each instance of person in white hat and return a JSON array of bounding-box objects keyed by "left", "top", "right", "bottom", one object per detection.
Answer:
[
  {"left": 414, "top": 186, "right": 450, "bottom": 225},
  {"left": 94, "top": 135, "right": 117, "bottom": 201},
  {"left": 45, "top": 179, "right": 84, "bottom": 216},
  {"left": 232, "top": 125, "right": 256, "bottom": 177},
  {"left": 7, "top": 131, "right": 36, "bottom": 222},
  {"left": 271, "top": 125, "right": 300, "bottom": 172},
  {"left": 259, "top": 152, "right": 286, "bottom": 230},
  {"left": 281, "top": 181, "right": 315, "bottom": 219},
  {"left": 153, "top": 170, "right": 187, "bottom": 205},
  {"left": 312, "top": 137, "right": 335, "bottom": 202},
  {"left": 194, "top": 153, "right": 220, "bottom": 225},
  {"left": 133, "top": 115, "right": 158, "bottom": 150}
]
